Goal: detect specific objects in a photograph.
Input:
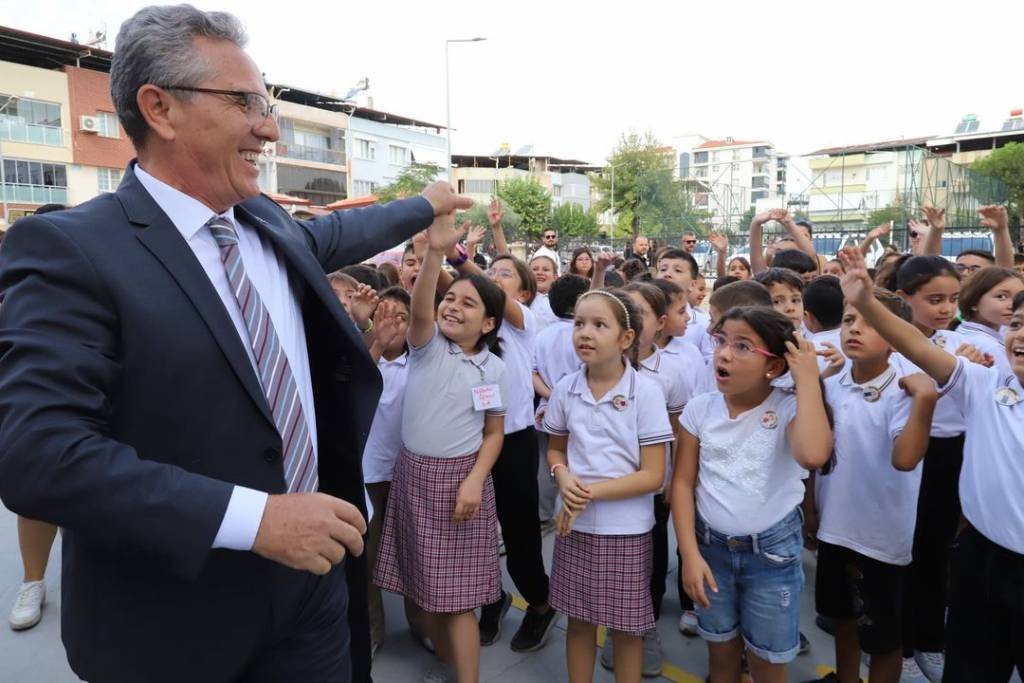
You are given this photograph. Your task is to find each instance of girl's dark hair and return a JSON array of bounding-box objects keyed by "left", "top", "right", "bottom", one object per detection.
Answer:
[
  {"left": 727, "top": 256, "right": 752, "bottom": 277},
  {"left": 871, "top": 287, "right": 914, "bottom": 323},
  {"left": 548, "top": 274, "right": 590, "bottom": 319},
  {"left": 1014, "top": 290, "right": 1024, "bottom": 314},
  {"left": 603, "top": 270, "right": 625, "bottom": 287},
  {"left": 621, "top": 257, "right": 651, "bottom": 282},
  {"left": 577, "top": 289, "right": 643, "bottom": 368},
  {"left": 713, "top": 275, "right": 740, "bottom": 291},
  {"left": 491, "top": 254, "right": 538, "bottom": 306},
  {"left": 402, "top": 242, "right": 415, "bottom": 256},
  {"left": 447, "top": 273, "right": 506, "bottom": 358},
  {"left": 340, "top": 264, "right": 383, "bottom": 290},
  {"left": 569, "top": 247, "right": 595, "bottom": 278},
  {"left": 959, "top": 266, "right": 1023, "bottom": 321},
  {"left": 754, "top": 267, "right": 805, "bottom": 292},
  {"left": 709, "top": 280, "right": 772, "bottom": 311},
  {"left": 771, "top": 249, "right": 817, "bottom": 275},
  {"left": 377, "top": 262, "right": 400, "bottom": 287},
  {"left": 622, "top": 281, "right": 668, "bottom": 318},
  {"left": 713, "top": 306, "right": 836, "bottom": 473},
  {"left": 650, "top": 277, "right": 685, "bottom": 304},
  {"left": 878, "top": 255, "right": 959, "bottom": 295}
]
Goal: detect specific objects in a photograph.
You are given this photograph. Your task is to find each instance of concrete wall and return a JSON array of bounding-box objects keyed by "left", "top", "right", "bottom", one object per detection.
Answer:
[{"left": 349, "top": 116, "right": 447, "bottom": 196}]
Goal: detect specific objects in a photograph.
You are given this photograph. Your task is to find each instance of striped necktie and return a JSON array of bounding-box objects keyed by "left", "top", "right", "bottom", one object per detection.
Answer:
[{"left": 207, "top": 216, "right": 317, "bottom": 493}]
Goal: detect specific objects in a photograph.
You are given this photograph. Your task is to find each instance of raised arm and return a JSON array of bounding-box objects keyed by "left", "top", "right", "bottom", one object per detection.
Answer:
[
  {"left": 838, "top": 246, "right": 957, "bottom": 384},
  {"left": 409, "top": 214, "right": 466, "bottom": 348},
  {"left": 590, "top": 251, "right": 615, "bottom": 290},
  {"left": 446, "top": 232, "right": 525, "bottom": 330},
  {"left": 785, "top": 334, "right": 833, "bottom": 469},
  {"left": 978, "top": 205, "right": 1014, "bottom": 268},
  {"left": 488, "top": 198, "right": 510, "bottom": 256},
  {"left": 709, "top": 232, "right": 729, "bottom": 277},
  {"left": 779, "top": 212, "right": 820, "bottom": 273},
  {"left": 749, "top": 211, "right": 770, "bottom": 274},
  {"left": 891, "top": 373, "right": 938, "bottom": 472},
  {"left": 920, "top": 207, "right": 945, "bottom": 257},
  {"left": 860, "top": 221, "right": 892, "bottom": 256}
]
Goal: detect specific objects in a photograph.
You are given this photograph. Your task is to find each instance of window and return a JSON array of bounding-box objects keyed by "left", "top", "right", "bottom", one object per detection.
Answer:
[
  {"left": 276, "top": 164, "right": 346, "bottom": 204},
  {"left": 0, "top": 94, "right": 63, "bottom": 145},
  {"left": 552, "top": 185, "right": 562, "bottom": 197},
  {"left": 293, "top": 128, "right": 331, "bottom": 150},
  {"left": 751, "top": 190, "right": 768, "bottom": 202},
  {"left": 712, "top": 152, "right": 721, "bottom": 162},
  {"left": 457, "top": 179, "right": 497, "bottom": 195},
  {"left": 1, "top": 158, "right": 68, "bottom": 203},
  {"left": 356, "top": 139, "right": 376, "bottom": 160},
  {"left": 712, "top": 165, "right": 720, "bottom": 175},
  {"left": 693, "top": 151, "right": 709, "bottom": 164},
  {"left": 96, "top": 112, "right": 119, "bottom": 138},
  {"left": 98, "top": 167, "right": 123, "bottom": 193},
  {"left": 388, "top": 145, "right": 408, "bottom": 165},
  {"left": 353, "top": 180, "right": 377, "bottom": 197}
]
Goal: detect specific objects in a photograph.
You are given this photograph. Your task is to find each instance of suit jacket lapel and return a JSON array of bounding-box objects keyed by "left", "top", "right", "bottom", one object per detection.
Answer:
[{"left": 118, "top": 170, "right": 277, "bottom": 431}]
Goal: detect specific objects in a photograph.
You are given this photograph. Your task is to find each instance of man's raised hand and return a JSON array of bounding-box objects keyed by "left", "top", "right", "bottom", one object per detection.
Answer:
[{"left": 421, "top": 181, "right": 473, "bottom": 216}]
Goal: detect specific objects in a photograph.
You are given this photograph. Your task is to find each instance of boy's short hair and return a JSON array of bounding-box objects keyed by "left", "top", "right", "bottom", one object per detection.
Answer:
[
  {"left": 340, "top": 264, "right": 383, "bottom": 290},
  {"left": 802, "top": 276, "right": 844, "bottom": 329},
  {"left": 755, "top": 267, "right": 805, "bottom": 292},
  {"left": 771, "top": 249, "right": 817, "bottom": 275},
  {"left": 872, "top": 287, "right": 914, "bottom": 323},
  {"left": 712, "top": 275, "right": 740, "bottom": 291},
  {"left": 656, "top": 248, "right": 699, "bottom": 279},
  {"left": 548, "top": 274, "right": 590, "bottom": 319},
  {"left": 328, "top": 271, "right": 359, "bottom": 290},
  {"left": 709, "top": 279, "right": 772, "bottom": 311},
  {"left": 379, "top": 285, "right": 411, "bottom": 309},
  {"left": 957, "top": 249, "right": 995, "bottom": 263},
  {"left": 650, "top": 277, "right": 686, "bottom": 303}
]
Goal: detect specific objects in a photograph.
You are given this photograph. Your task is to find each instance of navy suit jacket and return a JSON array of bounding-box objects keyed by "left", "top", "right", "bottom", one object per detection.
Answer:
[{"left": 0, "top": 163, "right": 433, "bottom": 681}]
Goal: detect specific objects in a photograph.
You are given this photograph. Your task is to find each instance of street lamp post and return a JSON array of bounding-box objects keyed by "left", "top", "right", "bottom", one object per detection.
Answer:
[{"left": 445, "top": 38, "right": 486, "bottom": 182}]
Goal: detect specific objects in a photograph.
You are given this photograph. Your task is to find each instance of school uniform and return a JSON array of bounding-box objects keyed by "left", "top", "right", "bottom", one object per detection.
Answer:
[
  {"left": 892, "top": 328, "right": 967, "bottom": 656},
  {"left": 957, "top": 320, "right": 1012, "bottom": 380},
  {"left": 664, "top": 335, "right": 715, "bottom": 397},
  {"left": 815, "top": 366, "right": 919, "bottom": 655},
  {"left": 530, "top": 292, "right": 559, "bottom": 332},
  {"left": 681, "top": 389, "right": 808, "bottom": 664},
  {"left": 533, "top": 318, "right": 582, "bottom": 521},
  {"left": 489, "top": 302, "right": 550, "bottom": 609},
  {"left": 938, "top": 357, "right": 1024, "bottom": 681},
  {"left": 374, "top": 326, "right": 507, "bottom": 614},
  {"left": 682, "top": 305, "right": 715, "bottom": 362},
  {"left": 543, "top": 366, "right": 674, "bottom": 635}
]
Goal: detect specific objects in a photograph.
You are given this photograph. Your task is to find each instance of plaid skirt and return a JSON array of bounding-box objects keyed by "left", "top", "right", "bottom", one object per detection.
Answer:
[
  {"left": 550, "top": 530, "right": 655, "bottom": 635},
  {"left": 373, "top": 446, "right": 501, "bottom": 614}
]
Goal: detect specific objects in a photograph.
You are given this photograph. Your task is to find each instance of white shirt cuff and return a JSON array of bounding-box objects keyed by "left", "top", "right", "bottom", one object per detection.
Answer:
[{"left": 212, "top": 486, "right": 269, "bottom": 550}]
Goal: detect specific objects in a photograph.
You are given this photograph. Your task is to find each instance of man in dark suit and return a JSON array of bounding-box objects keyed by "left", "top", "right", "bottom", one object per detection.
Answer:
[{"left": 0, "top": 6, "right": 469, "bottom": 682}]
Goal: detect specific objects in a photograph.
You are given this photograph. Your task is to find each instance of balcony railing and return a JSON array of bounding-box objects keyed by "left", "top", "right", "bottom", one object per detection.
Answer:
[
  {"left": 0, "top": 118, "right": 63, "bottom": 146},
  {"left": 0, "top": 183, "right": 68, "bottom": 204},
  {"left": 276, "top": 142, "right": 345, "bottom": 166}
]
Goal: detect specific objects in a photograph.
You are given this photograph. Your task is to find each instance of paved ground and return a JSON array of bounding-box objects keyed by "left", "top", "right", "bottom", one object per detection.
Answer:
[{"left": 4, "top": 504, "right": 1017, "bottom": 682}]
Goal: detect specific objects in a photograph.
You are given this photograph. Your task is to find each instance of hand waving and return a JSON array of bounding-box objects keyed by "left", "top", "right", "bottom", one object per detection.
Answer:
[
  {"left": 487, "top": 198, "right": 504, "bottom": 227},
  {"left": 350, "top": 283, "right": 379, "bottom": 331},
  {"left": 838, "top": 247, "right": 873, "bottom": 308},
  {"left": 978, "top": 205, "right": 1009, "bottom": 232},
  {"left": 426, "top": 213, "right": 468, "bottom": 253}
]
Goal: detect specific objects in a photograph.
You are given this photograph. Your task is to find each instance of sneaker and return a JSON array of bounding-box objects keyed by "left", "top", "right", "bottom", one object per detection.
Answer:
[
  {"left": 8, "top": 581, "right": 45, "bottom": 631},
  {"left": 599, "top": 632, "right": 614, "bottom": 671},
  {"left": 799, "top": 631, "right": 811, "bottom": 655},
  {"left": 510, "top": 606, "right": 558, "bottom": 652},
  {"left": 411, "top": 631, "right": 435, "bottom": 654},
  {"left": 815, "top": 614, "right": 837, "bottom": 636},
  {"left": 800, "top": 673, "right": 839, "bottom": 683},
  {"left": 678, "top": 610, "right": 699, "bottom": 637},
  {"left": 422, "top": 662, "right": 453, "bottom": 683},
  {"left": 478, "top": 591, "right": 511, "bottom": 646},
  {"left": 914, "top": 650, "right": 944, "bottom": 682},
  {"left": 900, "top": 657, "right": 929, "bottom": 683},
  {"left": 641, "top": 629, "right": 663, "bottom": 677}
]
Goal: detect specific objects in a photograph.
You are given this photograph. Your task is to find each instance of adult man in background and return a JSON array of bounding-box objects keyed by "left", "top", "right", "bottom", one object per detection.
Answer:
[
  {"left": 534, "top": 227, "right": 561, "bottom": 273},
  {"left": 0, "top": 6, "right": 469, "bottom": 682}
]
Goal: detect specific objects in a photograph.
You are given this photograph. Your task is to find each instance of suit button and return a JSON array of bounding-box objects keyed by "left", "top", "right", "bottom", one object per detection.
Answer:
[{"left": 263, "top": 447, "right": 280, "bottom": 462}]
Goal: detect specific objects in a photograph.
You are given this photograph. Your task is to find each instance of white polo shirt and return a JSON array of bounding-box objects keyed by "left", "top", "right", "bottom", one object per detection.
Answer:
[
  {"left": 682, "top": 306, "right": 715, "bottom": 362},
  {"left": 940, "top": 357, "right": 1024, "bottom": 553},
  {"left": 499, "top": 302, "right": 538, "bottom": 434},
  {"left": 638, "top": 347, "right": 692, "bottom": 416},
  {"left": 682, "top": 389, "right": 806, "bottom": 535},
  {"left": 892, "top": 329, "right": 966, "bottom": 437},
  {"left": 817, "top": 367, "right": 919, "bottom": 565},
  {"left": 362, "top": 352, "right": 409, "bottom": 484},
  {"left": 533, "top": 318, "right": 581, "bottom": 398},
  {"left": 957, "top": 321, "right": 1012, "bottom": 380},
  {"left": 401, "top": 325, "right": 507, "bottom": 458},
  {"left": 664, "top": 335, "right": 714, "bottom": 397},
  {"left": 530, "top": 293, "right": 559, "bottom": 332},
  {"left": 543, "top": 366, "right": 674, "bottom": 535}
]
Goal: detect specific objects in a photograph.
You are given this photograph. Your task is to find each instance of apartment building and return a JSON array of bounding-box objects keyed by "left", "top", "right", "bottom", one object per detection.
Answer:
[{"left": 450, "top": 153, "right": 598, "bottom": 209}]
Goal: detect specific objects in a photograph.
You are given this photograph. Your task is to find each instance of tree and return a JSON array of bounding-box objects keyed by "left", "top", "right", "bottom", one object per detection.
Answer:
[
  {"left": 738, "top": 206, "right": 757, "bottom": 232},
  {"left": 550, "top": 202, "right": 599, "bottom": 238},
  {"left": 374, "top": 162, "right": 441, "bottom": 203},
  {"left": 496, "top": 177, "right": 551, "bottom": 240},
  {"left": 972, "top": 142, "right": 1024, "bottom": 223},
  {"left": 457, "top": 199, "right": 522, "bottom": 238},
  {"left": 866, "top": 203, "right": 904, "bottom": 228}
]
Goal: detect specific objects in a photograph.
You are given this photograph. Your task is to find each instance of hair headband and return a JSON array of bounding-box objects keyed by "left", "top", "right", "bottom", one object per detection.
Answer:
[{"left": 579, "top": 289, "right": 631, "bottom": 330}]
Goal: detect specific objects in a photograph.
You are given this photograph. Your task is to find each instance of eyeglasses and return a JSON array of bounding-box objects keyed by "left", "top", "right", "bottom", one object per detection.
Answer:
[
  {"left": 954, "top": 263, "right": 984, "bottom": 274},
  {"left": 158, "top": 86, "right": 278, "bottom": 123},
  {"left": 684, "top": 239, "right": 697, "bottom": 244},
  {"left": 710, "top": 333, "right": 778, "bottom": 359},
  {"left": 543, "top": 234, "right": 557, "bottom": 240}
]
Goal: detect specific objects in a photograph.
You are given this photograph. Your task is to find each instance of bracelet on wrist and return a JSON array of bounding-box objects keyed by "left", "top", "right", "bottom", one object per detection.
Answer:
[
  {"left": 549, "top": 463, "right": 568, "bottom": 481},
  {"left": 358, "top": 317, "right": 374, "bottom": 334},
  {"left": 447, "top": 243, "right": 469, "bottom": 268}
]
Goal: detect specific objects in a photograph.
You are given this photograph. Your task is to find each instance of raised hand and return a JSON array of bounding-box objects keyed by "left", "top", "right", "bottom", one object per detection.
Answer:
[
  {"left": 868, "top": 221, "right": 893, "bottom": 240},
  {"left": 372, "top": 299, "right": 402, "bottom": 350},
  {"left": 978, "top": 205, "right": 1009, "bottom": 232},
  {"left": 465, "top": 225, "right": 487, "bottom": 249},
  {"left": 921, "top": 206, "right": 946, "bottom": 232},
  {"left": 487, "top": 197, "right": 504, "bottom": 227},
  {"left": 817, "top": 342, "right": 845, "bottom": 379},
  {"left": 954, "top": 343, "right": 993, "bottom": 367},
  {"left": 412, "top": 229, "right": 429, "bottom": 263},
  {"left": 595, "top": 250, "right": 616, "bottom": 270},
  {"left": 785, "top": 332, "right": 821, "bottom": 385},
  {"left": 838, "top": 247, "right": 873, "bottom": 307},
  {"left": 426, "top": 213, "right": 467, "bottom": 253},
  {"left": 708, "top": 232, "right": 729, "bottom": 253},
  {"left": 421, "top": 181, "right": 473, "bottom": 216},
  {"left": 350, "top": 283, "right": 379, "bottom": 331}
]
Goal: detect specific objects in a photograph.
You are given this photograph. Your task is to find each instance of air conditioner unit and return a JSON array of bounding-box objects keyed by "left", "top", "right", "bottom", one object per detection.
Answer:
[{"left": 79, "top": 115, "right": 100, "bottom": 133}]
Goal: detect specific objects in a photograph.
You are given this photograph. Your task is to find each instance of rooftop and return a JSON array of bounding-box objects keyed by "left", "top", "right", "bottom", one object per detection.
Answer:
[
  {"left": 807, "top": 136, "right": 933, "bottom": 156},
  {"left": 451, "top": 154, "right": 600, "bottom": 173},
  {"left": 695, "top": 138, "right": 767, "bottom": 150},
  {"left": 268, "top": 83, "right": 446, "bottom": 132},
  {"left": 0, "top": 24, "right": 112, "bottom": 72}
]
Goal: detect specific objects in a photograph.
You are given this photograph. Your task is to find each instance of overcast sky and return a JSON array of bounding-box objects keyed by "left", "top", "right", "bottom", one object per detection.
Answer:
[{"left": 4, "top": 0, "right": 1021, "bottom": 175}]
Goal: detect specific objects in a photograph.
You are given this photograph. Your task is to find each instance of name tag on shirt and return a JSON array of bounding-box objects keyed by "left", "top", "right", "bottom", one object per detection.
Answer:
[{"left": 472, "top": 384, "right": 503, "bottom": 411}]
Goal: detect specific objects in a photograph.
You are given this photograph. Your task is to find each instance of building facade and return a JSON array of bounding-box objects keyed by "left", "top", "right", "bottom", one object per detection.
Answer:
[{"left": 450, "top": 153, "right": 597, "bottom": 210}]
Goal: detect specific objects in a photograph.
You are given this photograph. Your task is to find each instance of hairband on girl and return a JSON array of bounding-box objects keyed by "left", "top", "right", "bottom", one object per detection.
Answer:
[{"left": 580, "top": 289, "right": 631, "bottom": 330}]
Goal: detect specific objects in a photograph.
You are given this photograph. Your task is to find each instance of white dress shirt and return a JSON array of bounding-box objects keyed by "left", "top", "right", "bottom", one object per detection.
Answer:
[{"left": 135, "top": 166, "right": 318, "bottom": 551}]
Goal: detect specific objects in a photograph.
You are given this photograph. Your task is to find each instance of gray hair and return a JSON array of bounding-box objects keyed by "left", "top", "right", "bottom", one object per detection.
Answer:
[{"left": 110, "top": 5, "right": 248, "bottom": 148}]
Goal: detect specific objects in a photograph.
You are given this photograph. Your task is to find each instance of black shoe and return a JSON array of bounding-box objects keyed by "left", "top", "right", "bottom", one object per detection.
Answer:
[
  {"left": 479, "top": 591, "right": 512, "bottom": 646},
  {"left": 799, "top": 631, "right": 811, "bottom": 655},
  {"left": 815, "top": 614, "right": 837, "bottom": 636},
  {"left": 800, "top": 673, "right": 838, "bottom": 683},
  {"left": 510, "top": 605, "right": 559, "bottom": 652}
]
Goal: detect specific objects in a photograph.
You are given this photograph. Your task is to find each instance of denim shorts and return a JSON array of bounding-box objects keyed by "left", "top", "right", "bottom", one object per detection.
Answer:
[{"left": 693, "top": 508, "right": 805, "bottom": 664}]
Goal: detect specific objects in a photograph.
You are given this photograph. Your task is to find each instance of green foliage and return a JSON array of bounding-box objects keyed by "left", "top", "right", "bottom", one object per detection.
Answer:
[
  {"left": 550, "top": 202, "right": 600, "bottom": 238},
  {"left": 496, "top": 177, "right": 552, "bottom": 240},
  {"left": 375, "top": 162, "right": 441, "bottom": 203},
  {"left": 592, "top": 130, "right": 711, "bottom": 236},
  {"left": 972, "top": 143, "right": 1024, "bottom": 221},
  {"left": 866, "top": 203, "right": 904, "bottom": 228},
  {"left": 457, "top": 199, "right": 522, "bottom": 235},
  {"left": 738, "top": 206, "right": 757, "bottom": 232}
]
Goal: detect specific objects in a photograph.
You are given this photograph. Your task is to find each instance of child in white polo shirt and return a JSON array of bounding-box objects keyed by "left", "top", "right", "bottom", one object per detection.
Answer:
[
  {"left": 672, "top": 306, "right": 833, "bottom": 682},
  {"left": 529, "top": 254, "right": 560, "bottom": 332},
  {"left": 655, "top": 248, "right": 715, "bottom": 361},
  {"left": 839, "top": 246, "right": 1024, "bottom": 683},
  {"left": 809, "top": 288, "right": 938, "bottom": 683},
  {"left": 373, "top": 215, "right": 508, "bottom": 683},
  {"left": 544, "top": 289, "right": 674, "bottom": 683},
  {"left": 956, "top": 265, "right": 1024, "bottom": 379}
]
